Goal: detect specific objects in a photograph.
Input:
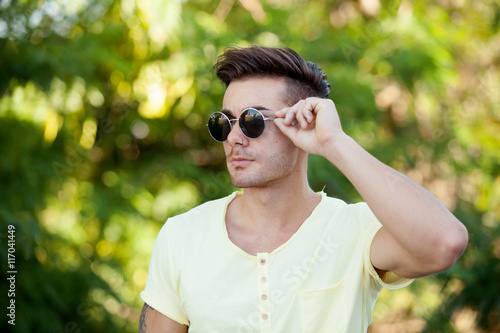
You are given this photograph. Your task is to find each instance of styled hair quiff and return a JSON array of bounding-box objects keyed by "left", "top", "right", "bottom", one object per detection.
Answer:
[{"left": 214, "top": 45, "right": 331, "bottom": 106}]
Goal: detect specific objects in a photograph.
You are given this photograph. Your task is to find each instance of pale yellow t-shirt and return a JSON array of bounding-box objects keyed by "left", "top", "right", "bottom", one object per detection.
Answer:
[{"left": 141, "top": 192, "right": 413, "bottom": 333}]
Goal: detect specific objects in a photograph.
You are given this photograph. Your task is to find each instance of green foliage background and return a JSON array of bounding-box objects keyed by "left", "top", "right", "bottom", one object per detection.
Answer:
[{"left": 0, "top": 0, "right": 499, "bottom": 332}]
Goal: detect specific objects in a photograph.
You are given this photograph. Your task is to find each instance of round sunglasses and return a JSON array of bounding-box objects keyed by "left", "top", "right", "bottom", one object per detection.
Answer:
[{"left": 206, "top": 108, "right": 275, "bottom": 142}]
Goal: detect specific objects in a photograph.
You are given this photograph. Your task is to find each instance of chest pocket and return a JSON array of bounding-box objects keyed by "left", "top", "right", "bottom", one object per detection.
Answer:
[{"left": 298, "top": 280, "right": 348, "bottom": 333}]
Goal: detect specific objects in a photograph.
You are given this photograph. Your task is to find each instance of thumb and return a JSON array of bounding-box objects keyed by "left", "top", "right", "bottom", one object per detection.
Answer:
[{"left": 274, "top": 118, "right": 298, "bottom": 140}]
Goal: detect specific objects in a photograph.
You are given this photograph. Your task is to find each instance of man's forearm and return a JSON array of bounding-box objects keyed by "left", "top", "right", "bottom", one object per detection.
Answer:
[{"left": 324, "top": 134, "right": 468, "bottom": 271}]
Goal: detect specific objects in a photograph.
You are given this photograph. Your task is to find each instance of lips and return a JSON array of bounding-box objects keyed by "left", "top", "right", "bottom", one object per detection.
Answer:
[{"left": 230, "top": 156, "right": 253, "bottom": 167}]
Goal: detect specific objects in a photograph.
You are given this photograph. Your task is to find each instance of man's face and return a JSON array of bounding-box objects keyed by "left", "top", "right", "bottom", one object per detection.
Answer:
[{"left": 221, "top": 77, "right": 301, "bottom": 189}]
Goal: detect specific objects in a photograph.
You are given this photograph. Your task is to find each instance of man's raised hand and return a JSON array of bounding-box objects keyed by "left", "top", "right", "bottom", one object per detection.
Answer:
[{"left": 274, "top": 97, "right": 345, "bottom": 156}]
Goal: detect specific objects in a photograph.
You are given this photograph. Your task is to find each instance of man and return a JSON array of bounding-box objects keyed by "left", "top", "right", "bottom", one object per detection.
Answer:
[{"left": 139, "top": 45, "right": 468, "bottom": 332}]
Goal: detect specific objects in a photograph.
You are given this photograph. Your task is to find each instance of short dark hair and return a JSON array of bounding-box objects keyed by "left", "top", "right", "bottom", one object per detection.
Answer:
[{"left": 214, "top": 45, "right": 330, "bottom": 106}]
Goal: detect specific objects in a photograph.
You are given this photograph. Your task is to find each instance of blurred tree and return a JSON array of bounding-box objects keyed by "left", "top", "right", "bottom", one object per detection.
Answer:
[{"left": 0, "top": 0, "right": 498, "bottom": 332}]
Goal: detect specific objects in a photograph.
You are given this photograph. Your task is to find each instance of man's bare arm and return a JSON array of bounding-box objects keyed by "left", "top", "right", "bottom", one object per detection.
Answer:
[
  {"left": 275, "top": 98, "right": 468, "bottom": 278},
  {"left": 138, "top": 303, "right": 188, "bottom": 333}
]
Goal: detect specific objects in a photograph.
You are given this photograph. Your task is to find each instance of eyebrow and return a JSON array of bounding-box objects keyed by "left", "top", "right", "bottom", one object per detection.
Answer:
[{"left": 221, "top": 106, "right": 271, "bottom": 118}]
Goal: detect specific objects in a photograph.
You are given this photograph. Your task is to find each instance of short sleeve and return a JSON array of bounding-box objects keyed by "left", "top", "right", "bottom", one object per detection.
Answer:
[
  {"left": 357, "top": 203, "right": 414, "bottom": 290},
  {"left": 140, "top": 221, "right": 190, "bottom": 326}
]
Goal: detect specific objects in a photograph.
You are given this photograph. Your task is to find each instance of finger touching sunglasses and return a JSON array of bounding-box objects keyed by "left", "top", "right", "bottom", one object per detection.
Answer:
[{"left": 206, "top": 108, "right": 275, "bottom": 142}]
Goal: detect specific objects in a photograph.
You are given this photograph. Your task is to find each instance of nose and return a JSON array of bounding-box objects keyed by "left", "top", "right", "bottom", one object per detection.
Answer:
[{"left": 226, "top": 120, "right": 248, "bottom": 147}]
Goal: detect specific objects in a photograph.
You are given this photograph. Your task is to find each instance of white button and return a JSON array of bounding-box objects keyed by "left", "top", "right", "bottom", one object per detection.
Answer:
[
  {"left": 261, "top": 294, "right": 268, "bottom": 300},
  {"left": 262, "top": 313, "right": 268, "bottom": 320},
  {"left": 261, "top": 277, "right": 267, "bottom": 283}
]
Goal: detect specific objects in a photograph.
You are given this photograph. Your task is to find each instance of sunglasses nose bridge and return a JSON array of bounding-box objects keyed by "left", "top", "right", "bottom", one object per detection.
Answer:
[
  {"left": 226, "top": 118, "right": 248, "bottom": 143},
  {"left": 228, "top": 118, "right": 238, "bottom": 128}
]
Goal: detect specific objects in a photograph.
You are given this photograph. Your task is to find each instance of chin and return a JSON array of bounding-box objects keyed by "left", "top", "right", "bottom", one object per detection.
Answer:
[
  {"left": 229, "top": 174, "right": 263, "bottom": 189},
  {"left": 229, "top": 172, "right": 286, "bottom": 189},
  {"left": 230, "top": 178, "right": 256, "bottom": 189}
]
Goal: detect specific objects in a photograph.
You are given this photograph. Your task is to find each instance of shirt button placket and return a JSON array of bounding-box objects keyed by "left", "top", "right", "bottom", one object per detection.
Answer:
[{"left": 257, "top": 253, "right": 271, "bottom": 332}]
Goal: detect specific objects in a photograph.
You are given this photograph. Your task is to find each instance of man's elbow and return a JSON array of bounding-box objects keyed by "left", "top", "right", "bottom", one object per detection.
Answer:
[{"left": 434, "top": 222, "right": 469, "bottom": 272}]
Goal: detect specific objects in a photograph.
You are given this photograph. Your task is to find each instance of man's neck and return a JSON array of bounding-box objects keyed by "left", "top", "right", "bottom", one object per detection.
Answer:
[
  {"left": 225, "top": 180, "right": 321, "bottom": 255},
  {"left": 239, "top": 186, "right": 319, "bottom": 230}
]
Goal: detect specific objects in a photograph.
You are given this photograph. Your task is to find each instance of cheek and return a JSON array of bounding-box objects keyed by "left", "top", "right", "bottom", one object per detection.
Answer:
[
  {"left": 267, "top": 136, "right": 299, "bottom": 161},
  {"left": 272, "top": 131, "right": 296, "bottom": 150},
  {"left": 223, "top": 142, "right": 231, "bottom": 155},
  {"left": 266, "top": 124, "right": 289, "bottom": 142}
]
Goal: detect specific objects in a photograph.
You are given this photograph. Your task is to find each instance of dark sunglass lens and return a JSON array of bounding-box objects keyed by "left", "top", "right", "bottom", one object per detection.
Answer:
[
  {"left": 208, "top": 113, "right": 231, "bottom": 142},
  {"left": 240, "top": 109, "right": 265, "bottom": 138}
]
